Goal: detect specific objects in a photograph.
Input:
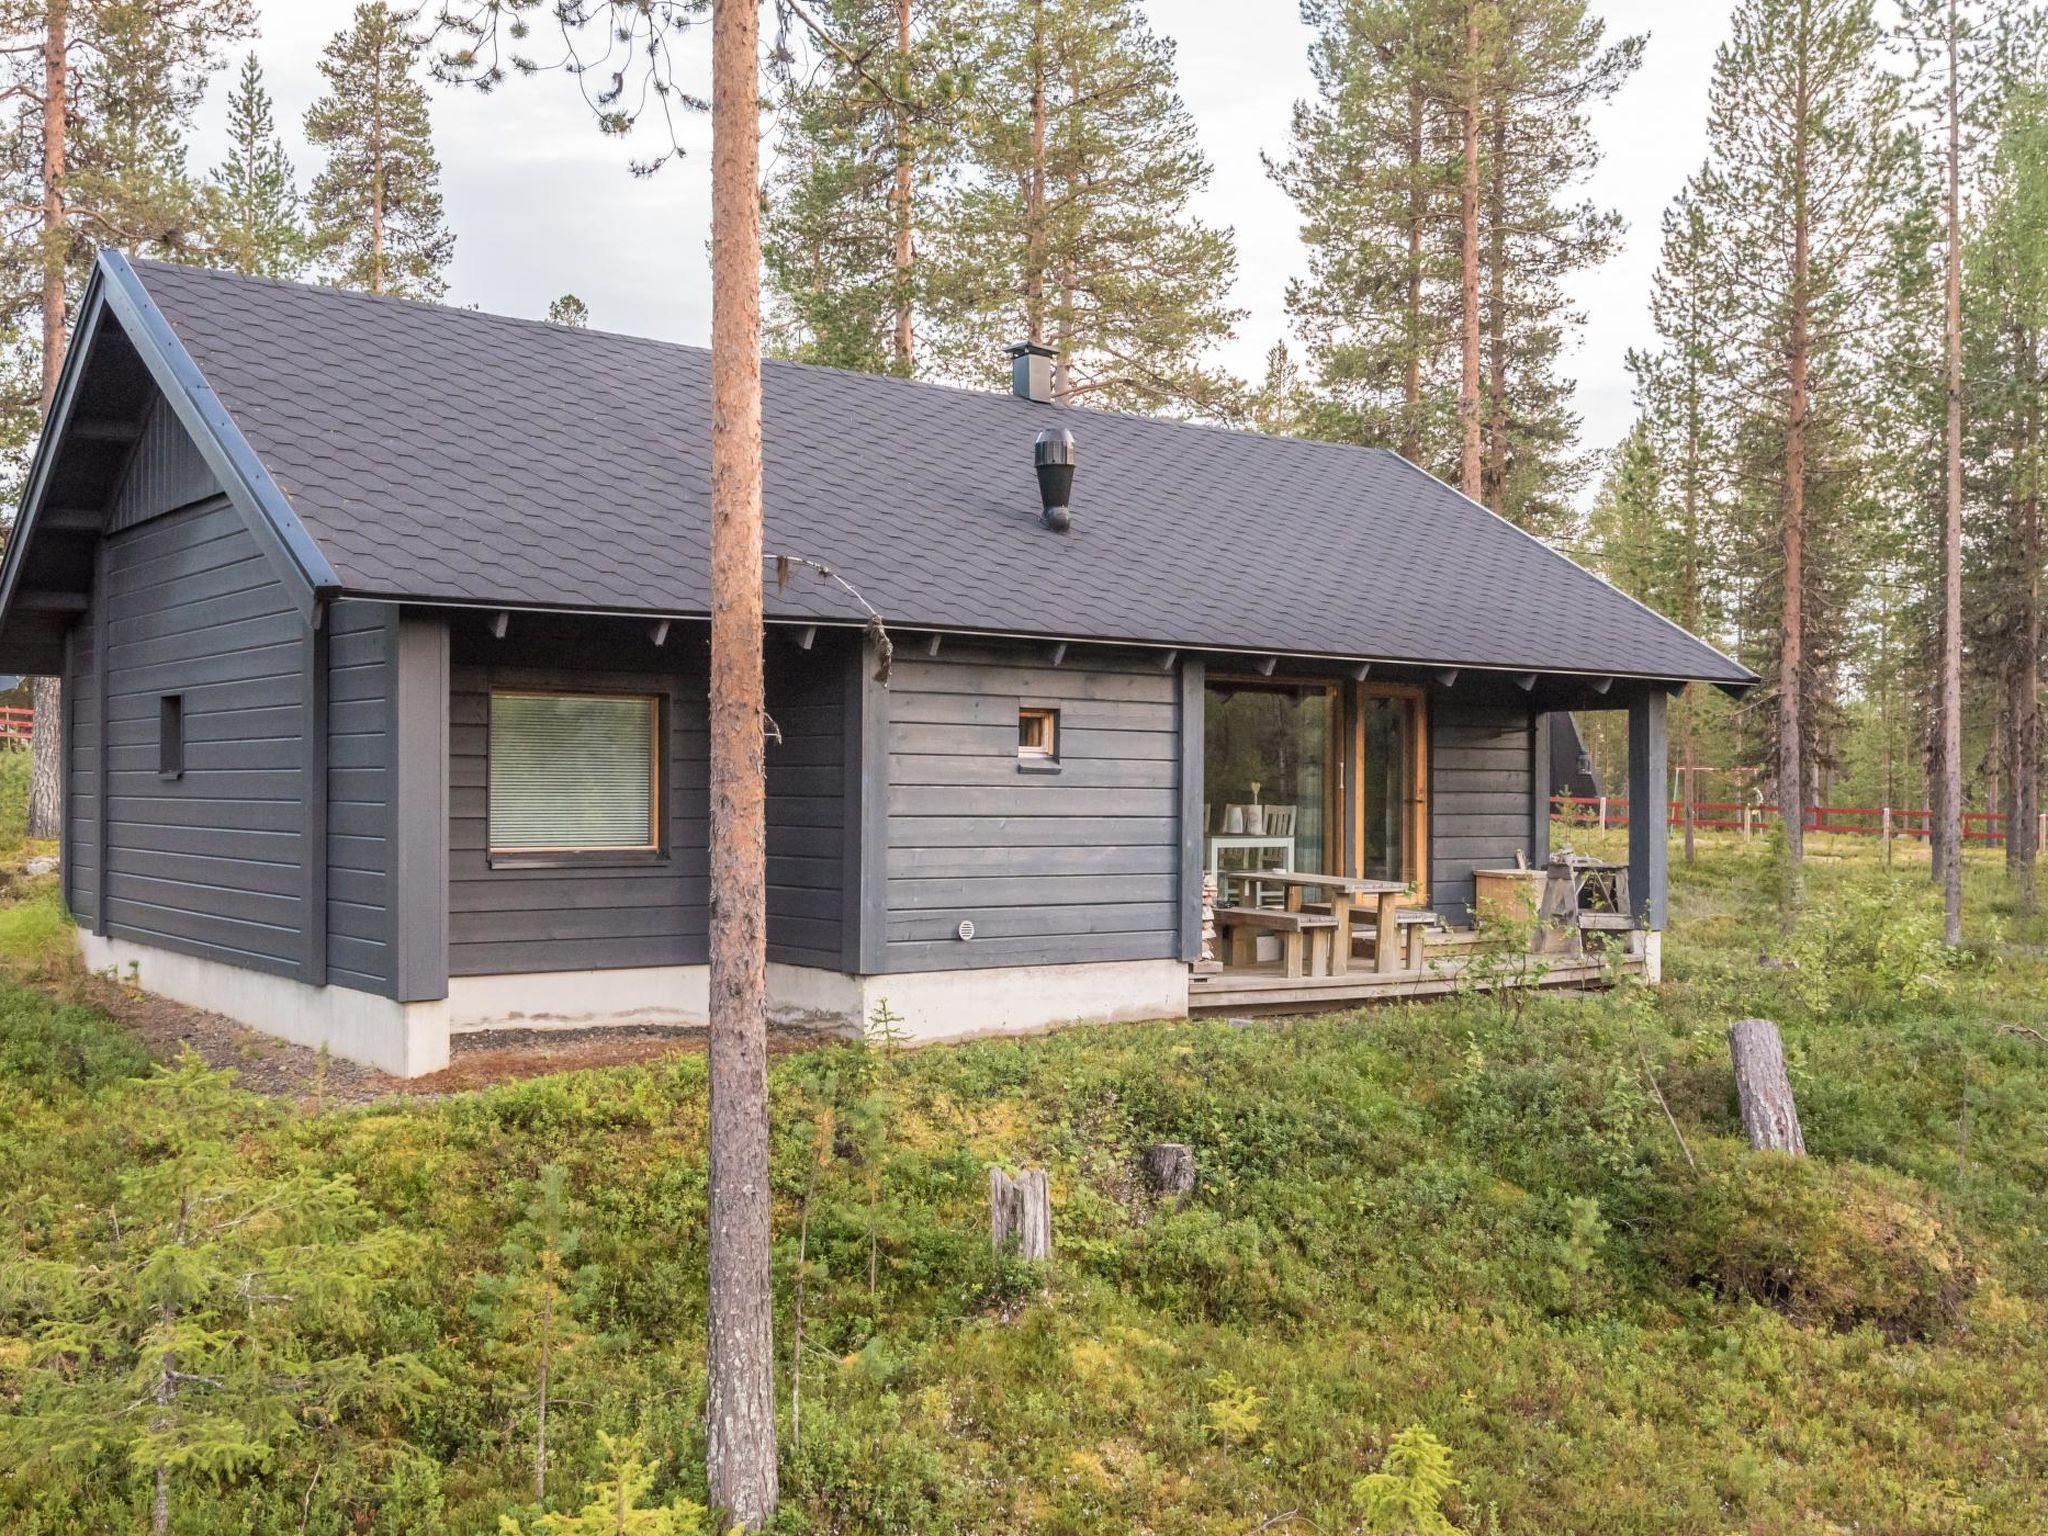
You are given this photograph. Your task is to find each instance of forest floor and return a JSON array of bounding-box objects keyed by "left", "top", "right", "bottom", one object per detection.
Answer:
[{"left": 3, "top": 789, "right": 2048, "bottom": 1533}]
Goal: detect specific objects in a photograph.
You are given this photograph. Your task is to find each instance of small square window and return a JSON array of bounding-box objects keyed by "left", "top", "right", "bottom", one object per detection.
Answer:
[
  {"left": 1018, "top": 707, "right": 1059, "bottom": 761},
  {"left": 158, "top": 694, "right": 184, "bottom": 779}
]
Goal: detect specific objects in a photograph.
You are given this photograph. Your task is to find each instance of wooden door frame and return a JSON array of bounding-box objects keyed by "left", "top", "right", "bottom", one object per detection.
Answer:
[{"left": 1349, "top": 681, "right": 1430, "bottom": 901}]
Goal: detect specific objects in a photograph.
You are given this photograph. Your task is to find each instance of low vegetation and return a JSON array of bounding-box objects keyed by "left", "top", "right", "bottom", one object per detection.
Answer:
[{"left": 1, "top": 814, "right": 2046, "bottom": 1531}]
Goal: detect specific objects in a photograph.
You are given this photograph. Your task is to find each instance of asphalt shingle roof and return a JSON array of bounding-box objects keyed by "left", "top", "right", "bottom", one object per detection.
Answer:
[{"left": 130, "top": 260, "right": 1750, "bottom": 684}]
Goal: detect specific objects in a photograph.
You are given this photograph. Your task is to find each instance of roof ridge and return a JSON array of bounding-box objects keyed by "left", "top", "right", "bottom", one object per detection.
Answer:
[{"left": 129, "top": 258, "right": 1411, "bottom": 465}]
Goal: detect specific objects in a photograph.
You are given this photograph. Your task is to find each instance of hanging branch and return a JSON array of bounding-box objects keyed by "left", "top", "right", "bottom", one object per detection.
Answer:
[{"left": 769, "top": 554, "right": 895, "bottom": 684}]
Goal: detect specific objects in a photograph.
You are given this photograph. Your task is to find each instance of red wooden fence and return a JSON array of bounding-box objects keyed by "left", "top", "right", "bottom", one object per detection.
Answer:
[
  {"left": 1552, "top": 794, "right": 2016, "bottom": 846},
  {"left": 0, "top": 707, "right": 30, "bottom": 747}
]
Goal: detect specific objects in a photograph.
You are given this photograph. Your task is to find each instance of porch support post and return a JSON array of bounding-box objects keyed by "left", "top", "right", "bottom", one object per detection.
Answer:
[
  {"left": 1627, "top": 687, "right": 1669, "bottom": 932},
  {"left": 1177, "top": 654, "right": 1206, "bottom": 963},
  {"left": 1530, "top": 710, "right": 1552, "bottom": 868},
  {"left": 391, "top": 612, "right": 450, "bottom": 1002}
]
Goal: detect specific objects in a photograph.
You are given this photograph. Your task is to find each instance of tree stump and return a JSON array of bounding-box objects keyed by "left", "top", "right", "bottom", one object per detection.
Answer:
[
  {"left": 1728, "top": 1017, "right": 1805, "bottom": 1155},
  {"left": 989, "top": 1167, "right": 1051, "bottom": 1262},
  {"left": 1143, "top": 1142, "right": 1195, "bottom": 1199}
]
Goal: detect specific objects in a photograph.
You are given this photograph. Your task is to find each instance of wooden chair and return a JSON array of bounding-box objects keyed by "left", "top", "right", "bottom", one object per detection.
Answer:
[{"left": 1213, "top": 905, "right": 1338, "bottom": 978}]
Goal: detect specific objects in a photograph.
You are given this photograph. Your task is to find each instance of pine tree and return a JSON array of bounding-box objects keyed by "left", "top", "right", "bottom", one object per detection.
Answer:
[
  {"left": 306, "top": 2, "right": 454, "bottom": 300},
  {"left": 1270, "top": 0, "right": 1462, "bottom": 465},
  {"left": 1, "top": 1058, "right": 436, "bottom": 1536},
  {"left": 764, "top": 0, "right": 970, "bottom": 375},
  {"left": 205, "top": 53, "right": 305, "bottom": 279},
  {"left": 547, "top": 293, "right": 589, "bottom": 328},
  {"left": 927, "top": 0, "right": 1243, "bottom": 414},
  {"left": 1964, "top": 80, "right": 2048, "bottom": 908},
  {"left": 1474, "top": 0, "right": 1640, "bottom": 536},
  {"left": 1690, "top": 0, "right": 1911, "bottom": 910},
  {"left": 1273, "top": 0, "right": 1634, "bottom": 530}
]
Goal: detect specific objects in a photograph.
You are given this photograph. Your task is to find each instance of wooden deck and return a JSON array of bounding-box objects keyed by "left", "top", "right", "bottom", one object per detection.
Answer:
[{"left": 1188, "top": 931, "right": 1644, "bottom": 1014}]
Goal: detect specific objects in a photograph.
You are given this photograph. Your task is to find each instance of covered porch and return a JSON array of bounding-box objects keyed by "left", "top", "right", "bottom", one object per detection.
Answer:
[{"left": 1187, "top": 665, "right": 1671, "bottom": 1012}]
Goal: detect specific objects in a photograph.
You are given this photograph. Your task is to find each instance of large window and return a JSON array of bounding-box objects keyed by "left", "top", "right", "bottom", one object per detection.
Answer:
[
  {"left": 489, "top": 691, "right": 660, "bottom": 856},
  {"left": 1205, "top": 680, "right": 1338, "bottom": 874}
]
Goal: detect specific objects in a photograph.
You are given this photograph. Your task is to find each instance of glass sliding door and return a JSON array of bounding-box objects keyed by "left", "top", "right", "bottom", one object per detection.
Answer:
[
  {"left": 1205, "top": 679, "right": 1338, "bottom": 875},
  {"left": 1355, "top": 685, "right": 1426, "bottom": 890}
]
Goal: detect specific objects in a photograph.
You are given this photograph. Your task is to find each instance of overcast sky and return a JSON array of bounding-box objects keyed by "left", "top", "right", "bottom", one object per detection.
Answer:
[{"left": 191, "top": 1, "right": 1738, "bottom": 489}]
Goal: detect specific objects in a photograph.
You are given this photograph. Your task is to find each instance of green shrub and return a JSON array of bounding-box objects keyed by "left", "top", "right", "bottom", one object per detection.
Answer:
[
  {"left": 0, "top": 978, "right": 147, "bottom": 1094},
  {"left": 1653, "top": 1141, "right": 1973, "bottom": 1340},
  {"left": 1782, "top": 877, "right": 1957, "bottom": 1013}
]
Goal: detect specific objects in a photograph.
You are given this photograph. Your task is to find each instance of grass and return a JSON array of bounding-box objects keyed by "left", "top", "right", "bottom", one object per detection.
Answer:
[{"left": 0, "top": 811, "right": 2046, "bottom": 1532}]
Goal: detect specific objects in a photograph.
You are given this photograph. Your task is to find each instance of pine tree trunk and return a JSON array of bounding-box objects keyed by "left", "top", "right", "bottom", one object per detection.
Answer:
[
  {"left": 705, "top": 0, "right": 777, "bottom": 1525},
  {"left": 1401, "top": 78, "right": 1424, "bottom": 464},
  {"left": 2016, "top": 365, "right": 2042, "bottom": 913},
  {"left": 1728, "top": 1018, "right": 1805, "bottom": 1155},
  {"left": 1779, "top": 35, "right": 1810, "bottom": 919},
  {"left": 1458, "top": 2, "right": 1483, "bottom": 501},
  {"left": 27, "top": 0, "right": 69, "bottom": 845},
  {"left": 1483, "top": 97, "right": 1508, "bottom": 516},
  {"left": 1938, "top": 5, "right": 1965, "bottom": 946},
  {"left": 890, "top": 0, "right": 913, "bottom": 371},
  {"left": 1023, "top": 0, "right": 1048, "bottom": 349}
]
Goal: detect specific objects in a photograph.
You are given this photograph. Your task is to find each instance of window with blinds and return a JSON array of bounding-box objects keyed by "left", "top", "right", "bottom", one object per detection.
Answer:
[{"left": 488, "top": 691, "right": 660, "bottom": 855}]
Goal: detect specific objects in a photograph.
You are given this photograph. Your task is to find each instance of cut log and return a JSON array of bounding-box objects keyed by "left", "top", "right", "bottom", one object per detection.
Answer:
[
  {"left": 1143, "top": 1142, "right": 1195, "bottom": 1198},
  {"left": 989, "top": 1167, "right": 1051, "bottom": 1261},
  {"left": 1728, "top": 1017, "right": 1805, "bottom": 1155}
]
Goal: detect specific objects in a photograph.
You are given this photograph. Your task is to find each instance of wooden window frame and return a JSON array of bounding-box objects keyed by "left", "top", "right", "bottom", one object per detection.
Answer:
[
  {"left": 486, "top": 687, "right": 666, "bottom": 865},
  {"left": 1207, "top": 674, "right": 1344, "bottom": 875},
  {"left": 1017, "top": 705, "right": 1061, "bottom": 771},
  {"left": 1350, "top": 681, "right": 1429, "bottom": 899},
  {"left": 157, "top": 693, "right": 184, "bottom": 780}
]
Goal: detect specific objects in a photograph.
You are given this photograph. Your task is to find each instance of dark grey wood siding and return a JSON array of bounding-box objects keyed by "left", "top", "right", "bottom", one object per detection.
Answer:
[
  {"left": 98, "top": 497, "right": 310, "bottom": 974},
  {"left": 106, "top": 396, "right": 220, "bottom": 535},
  {"left": 1430, "top": 698, "right": 1538, "bottom": 925},
  {"left": 326, "top": 602, "right": 394, "bottom": 993},
  {"left": 446, "top": 623, "right": 710, "bottom": 977},
  {"left": 880, "top": 646, "right": 1183, "bottom": 972},
  {"left": 63, "top": 608, "right": 97, "bottom": 923},
  {"left": 765, "top": 636, "right": 847, "bottom": 969}
]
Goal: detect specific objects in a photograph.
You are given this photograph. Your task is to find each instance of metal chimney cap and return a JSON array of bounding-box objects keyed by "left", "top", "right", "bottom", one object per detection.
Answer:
[
  {"left": 1006, "top": 340, "right": 1057, "bottom": 359},
  {"left": 1034, "top": 426, "right": 1077, "bottom": 466}
]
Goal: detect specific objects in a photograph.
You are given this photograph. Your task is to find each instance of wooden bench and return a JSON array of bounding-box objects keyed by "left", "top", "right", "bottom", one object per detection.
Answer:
[
  {"left": 1213, "top": 905, "right": 1340, "bottom": 978},
  {"left": 1308, "top": 903, "right": 1442, "bottom": 970}
]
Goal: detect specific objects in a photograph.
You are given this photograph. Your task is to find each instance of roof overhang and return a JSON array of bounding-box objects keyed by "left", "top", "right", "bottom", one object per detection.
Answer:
[{"left": 0, "top": 253, "right": 340, "bottom": 675}]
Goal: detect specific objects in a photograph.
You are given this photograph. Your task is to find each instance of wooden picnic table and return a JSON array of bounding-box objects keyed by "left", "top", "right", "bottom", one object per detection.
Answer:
[{"left": 1220, "top": 870, "right": 1409, "bottom": 975}]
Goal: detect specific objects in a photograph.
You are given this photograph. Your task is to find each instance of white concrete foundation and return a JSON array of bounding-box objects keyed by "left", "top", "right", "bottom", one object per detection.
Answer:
[
  {"left": 775, "top": 958, "right": 1191, "bottom": 1044},
  {"left": 78, "top": 931, "right": 450, "bottom": 1078},
  {"left": 79, "top": 933, "right": 1192, "bottom": 1078},
  {"left": 446, "top": 965, "right": 711, "bottom": 1033},
  {"left": 1642, "top": 929, "right": 1663, "bottom": 985}
]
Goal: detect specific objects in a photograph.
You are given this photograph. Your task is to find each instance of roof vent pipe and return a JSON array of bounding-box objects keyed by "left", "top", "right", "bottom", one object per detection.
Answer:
[
  {"left": 1035, "top": 428, "right": 1076, "bottom": 532},
  {"left": 1007, "top": 340, "right": 1057, "bottom": 403}
]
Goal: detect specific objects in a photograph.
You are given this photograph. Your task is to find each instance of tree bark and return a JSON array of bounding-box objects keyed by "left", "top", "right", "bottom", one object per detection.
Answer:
[
  {"left": 1457, "top": 1, "right": 1483, "bottom": 501},
  {"left": 1023, "top": 0, "right": 1048, "bottom": 349},
  {"left": 1938, "top": 2, "right": 1964, "bottom": 945},
  {"left": 1401, "top": 76, "right": 1424, "bottom": 464},
  {"left": 1778, "top": 29, "right": 1810, "bottom": 918},
  {"left": 989, "top": 1167, "right": 1052, "bottom": 1262},
  {"left": 27, "top": 0, "right": 69, "bottom": 844},
  {"left": 1728, "top": 1017, "right": 1805, "bottom": 1155},
  {"left": 2019, "top": 359, "right": 2043, "bottom": 914},
  {"left": 1143, "top": 1142, "right": 1195, "bottom": 1199},
  {"left": 705, "top": 0, "right": 777, "bottom": 1525},
  {"left": 890, "top": 0, "right": 913, "bottom": 371},
  {"left": 1483, "top": 93, "right": 1508, "bottom": 516}
]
